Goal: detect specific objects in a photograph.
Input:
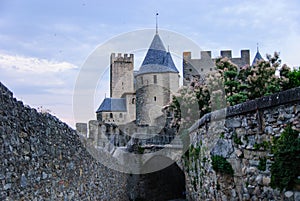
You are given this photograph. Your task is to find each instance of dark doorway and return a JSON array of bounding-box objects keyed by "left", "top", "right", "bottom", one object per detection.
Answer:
[{"left": 127, "top": 156, "right": 186, "bottom": 201}]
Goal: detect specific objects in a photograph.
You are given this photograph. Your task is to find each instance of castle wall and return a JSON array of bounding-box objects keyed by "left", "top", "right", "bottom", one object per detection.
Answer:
[
  {"left": 110, "top": 53, "right": 134, "bottom": 98},
  {"left": 0, "top": 82, "right": 129, "bottom": 200},
  {"left": 184, "top": 87, "right": 300, "bottom": 201},
  {"left": 136, "top": 72, "right": 179, "bottom": 126},
  {"left": 97, "top": 111, "right": 128, "bottom": 124},
  {"left": 121, "top": 93, "right": 136, "bottom": 123},
  {"left": 183, "top": 50, "right": 250, "bottom": 86}
]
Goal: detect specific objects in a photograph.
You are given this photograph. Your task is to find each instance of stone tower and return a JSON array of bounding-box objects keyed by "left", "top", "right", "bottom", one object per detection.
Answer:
[
  {"left": 136, "top": 33, "right": 179, "bottom": 126},
  {"left": 110, "top": 53, "right": 134, "bottom": 98}
]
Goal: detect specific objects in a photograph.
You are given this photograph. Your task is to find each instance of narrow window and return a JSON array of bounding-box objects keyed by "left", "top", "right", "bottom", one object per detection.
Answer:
[
  {"left": 119, "top": 113, "right": 123, "bottom": 118},
  {"left": 210, "top": 68, "right": 213, "bottom": 71},
  {"left": 153, "top": 75, "right": 157, "bottom": 84},
  {"left": 110, "top": 113, "right": 113, "bottom": 118},
  {"left": 201, "top": 68, "right": 203, "bottom": 72},
  {"left": 132, "top": 98, "right": 135, "bottom": 104},
  {"left": 154, "top": 96, "right": 157, "bottom": 101}
]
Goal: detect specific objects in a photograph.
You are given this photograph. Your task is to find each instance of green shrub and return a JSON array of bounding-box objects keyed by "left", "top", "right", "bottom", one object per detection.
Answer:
[
  {"left": 258, "top": 157, "right": 267, "bottom": 171},
  {"left": 211, "top": 155, "right": 234, "bottom": 176},
  {"left": 233, "top": 132, "right": 243, "bottom": 145},
  {"left": 137, "top": 146, "right": 145, "bottom": 154},
  {"left": 254, "top": 141, "right": 271, "bottom": 150},
  {"left": 287, "top": 68, "right": 300, "bottom": 89},
  {"left": 270, "top": 125, "right": 300, "bottom": 191}
]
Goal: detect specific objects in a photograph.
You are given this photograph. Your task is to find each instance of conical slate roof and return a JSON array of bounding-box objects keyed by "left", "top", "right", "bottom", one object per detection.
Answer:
[
  {"left": 137, "top": 33, "right": 179, "bottom": 75},
  {"left": 252, "top": 50, "right": 263, "bottom": 66}
]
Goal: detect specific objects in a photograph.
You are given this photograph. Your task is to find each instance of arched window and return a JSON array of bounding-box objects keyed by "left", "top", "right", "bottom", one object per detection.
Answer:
[
  {"left": 132, "top": 98, "right": 135, "bottom": 104},
  {"left": 154, "top": 96, "right": 157, "bottom": 101},
  {"left": 110, "top": 113, "right": 113, "bottom": 118}
]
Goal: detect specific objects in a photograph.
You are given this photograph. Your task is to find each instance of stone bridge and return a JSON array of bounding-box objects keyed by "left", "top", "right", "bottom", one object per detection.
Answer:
[{"left": 76, "top": 122, "right": 185, "bottom": 174}]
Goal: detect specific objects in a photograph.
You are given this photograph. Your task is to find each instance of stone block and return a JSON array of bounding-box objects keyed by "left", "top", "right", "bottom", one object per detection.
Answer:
[
  {"left": 76, "top": 123, "right": 87, "bottom": 137},
  {"left": 225, "top": 119, "right": 241, "bottom": 128},
  {"left": 294, "top": 191, "right": 300, "bottom": 201},
  {"left": 235, "top": 149, "right": 243, "bottom": 158},
  {"left": 284, "top": 191, "right": 294, "bottom": 199},
  {"left": 262, "top": 176, "right": 270, "bottom": 186}
]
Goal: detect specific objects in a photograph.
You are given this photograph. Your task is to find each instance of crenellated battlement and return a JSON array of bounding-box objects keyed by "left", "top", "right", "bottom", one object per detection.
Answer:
[
  {"left": 183, "top": 49, "right": 249, "bottom": 60},
  {"left": 183, "top": 49, "right": 250, "bottom": 86},
  {"left": 111, "top": 53, "right": 134, "bottom": 63}
]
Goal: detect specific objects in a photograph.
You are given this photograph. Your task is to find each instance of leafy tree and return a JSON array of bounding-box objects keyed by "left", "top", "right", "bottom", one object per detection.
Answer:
[
  {"left": 280, "top": 66, "right": 300, "bottom": 90},
  {"left": 279, "top": 64, "right": 291, "bottom": 90},
  {"left": 247, "top": 52, "right": 281, "bottom": 99},
  {"left": 214, "top": 57, "right": 248, "bottom": 106},
  {"left": 170, "top": 79, "right": 210, "bottom": 129},
  {"left": 270, "top": 125, "right": 300, "bottom": 191}
]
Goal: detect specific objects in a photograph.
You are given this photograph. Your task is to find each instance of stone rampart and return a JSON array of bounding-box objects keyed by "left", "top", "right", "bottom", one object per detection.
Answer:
[
  {"left": 185, "top": 87, "right": 300, "bottom": 201},
  {"left": 0, "top": 82, "right": 129, "bottom": 200}
]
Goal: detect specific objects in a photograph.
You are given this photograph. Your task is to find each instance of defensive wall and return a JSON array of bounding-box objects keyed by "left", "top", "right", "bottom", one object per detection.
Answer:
[{"left": 185, "top": 87, "right": 300, "bottom": 201}]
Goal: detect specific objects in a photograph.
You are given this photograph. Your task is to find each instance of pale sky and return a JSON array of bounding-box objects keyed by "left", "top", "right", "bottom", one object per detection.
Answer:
[{"left": 0, "top": 0, "right": 299, "bottom": 127}]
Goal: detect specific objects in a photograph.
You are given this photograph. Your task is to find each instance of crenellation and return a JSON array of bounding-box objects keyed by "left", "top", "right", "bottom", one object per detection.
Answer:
[
  {"left": 183, "top": 49, "right": 251, "bottom": 86},
  {"left": 88, "top": 120, "right": 99, "bottom": 146},
  {"left": 201, "top": 50, "right": 212, "bottom": 59},
  {"left": 111, "top": 53, "right": 134, "bottom": 63},
  {"left": 76, "top": 122, "right": 87, "bottom": 137},
  {"left": 220, "top": 50, "right": 232, "bottom": 58}
]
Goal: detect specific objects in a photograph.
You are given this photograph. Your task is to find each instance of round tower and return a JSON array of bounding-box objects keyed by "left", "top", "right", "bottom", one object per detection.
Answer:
[{"left": 136, "top": 33, "right": 179, "bottom": 126}]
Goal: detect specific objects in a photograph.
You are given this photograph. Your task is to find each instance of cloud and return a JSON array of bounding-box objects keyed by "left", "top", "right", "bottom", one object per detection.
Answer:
[
  {"left": 0, "top": 53, "right": 77, "bottom": 73},
  {"left": 0, "top": 53, "right": 79, "bottom": 127}
]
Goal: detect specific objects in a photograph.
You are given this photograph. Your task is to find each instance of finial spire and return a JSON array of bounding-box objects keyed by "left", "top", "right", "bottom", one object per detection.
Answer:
[
  {"left": 257, "top": 42, "right": 259, "bottom": 52},
  {"left": 156, "top": 12, "right": 159, "bottom": 34}
]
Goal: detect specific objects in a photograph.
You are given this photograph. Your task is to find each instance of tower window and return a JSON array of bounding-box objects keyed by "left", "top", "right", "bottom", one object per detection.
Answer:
[
  {"left": 110, "top": 113, "right": 113, "bottom": 118},
  {"left": 153, "top": 75, "right": 157, "bottom": 84},
  {"left": 154, "top": 96, "right": 157, "bottom": 101}
]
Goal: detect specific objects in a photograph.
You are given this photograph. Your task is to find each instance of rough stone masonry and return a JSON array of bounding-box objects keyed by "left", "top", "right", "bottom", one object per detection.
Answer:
[
  {"left": 0, "top": 82, "right": 129, "bottom": 201},
  {"left": 185, "top": 87, "right": 300, "bottom": 201}
]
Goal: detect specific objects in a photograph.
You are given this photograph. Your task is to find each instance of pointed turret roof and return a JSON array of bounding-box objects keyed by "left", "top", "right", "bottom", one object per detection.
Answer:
[
  {"left": 137, "top": 33, "right": 179, "bottom": 75},
  {"left": 252, "top": 45, "right": 264, "bottom": 65},
  {"left": 141, "top": 34, "right": 166, "bottom": 66}
]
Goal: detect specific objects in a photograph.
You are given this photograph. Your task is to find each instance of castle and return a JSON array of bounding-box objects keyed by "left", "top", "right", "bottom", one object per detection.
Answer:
[
  {"left": 95, "top": 30, "right": 263, "bottom": 127},
  {"left": 96, "top": 30, "right": 180, "bottom": 126}
]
